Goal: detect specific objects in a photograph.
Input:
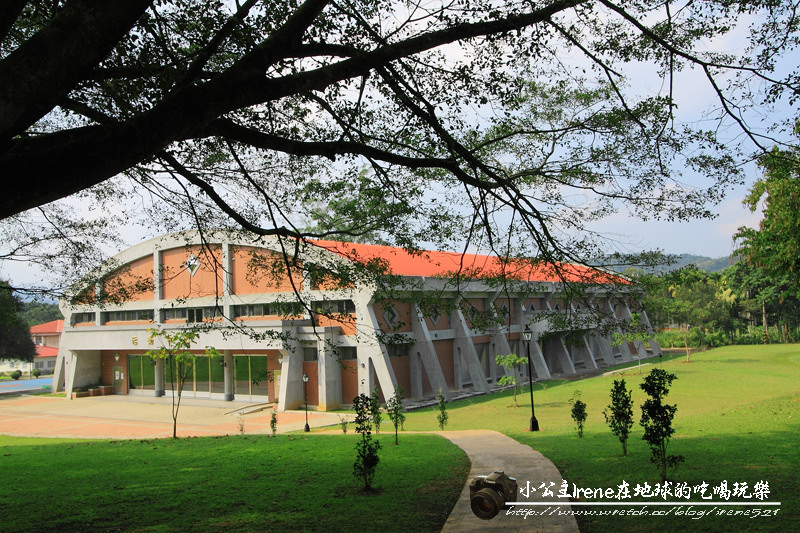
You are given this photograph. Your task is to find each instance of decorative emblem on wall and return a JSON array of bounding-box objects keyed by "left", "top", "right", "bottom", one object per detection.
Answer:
[{"left": 185, "top": 253, "right": 200, "bottom": 277}]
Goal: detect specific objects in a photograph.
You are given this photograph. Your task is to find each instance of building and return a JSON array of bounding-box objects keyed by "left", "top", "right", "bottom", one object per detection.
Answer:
[
  {"left": 52, "top": 231, "right": 659, "bottom": 410},
  {"left": 31, "top": 319, "right": 63, "bottom": 374}
]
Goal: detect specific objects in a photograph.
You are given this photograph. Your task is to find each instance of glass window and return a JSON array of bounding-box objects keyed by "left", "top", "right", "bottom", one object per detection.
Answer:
[
  {"left": 129, "top": 355, "right": 155, "bottom": 390},
  {"left": 338, "top": 347, "right": 357, "bottom": 360}
]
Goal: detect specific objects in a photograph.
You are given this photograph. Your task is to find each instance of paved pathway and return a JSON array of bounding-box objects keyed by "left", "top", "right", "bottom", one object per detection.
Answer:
[
  {"left": 0, "top": 394, "right": 342, "bottom": 438},
  {"left": 1, "top": 395, "right": 579, "bottom": 532},
  {"left": 439, "top": 430, "right": 579, "bottom": 532}
]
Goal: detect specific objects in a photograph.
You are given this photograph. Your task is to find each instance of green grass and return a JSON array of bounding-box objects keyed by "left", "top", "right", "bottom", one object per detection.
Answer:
[
  {"left": 3, "top": 345, "right": 798, "bottom": 532},
  {"left": 402, "top": 345, "right": 800, "bottom": 531},
  {"left": 0, "top": 434, "right": 469, "bottom": 533}
]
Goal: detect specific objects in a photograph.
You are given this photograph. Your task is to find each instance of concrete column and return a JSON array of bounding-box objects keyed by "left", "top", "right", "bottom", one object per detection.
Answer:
[
  {"left": 223, "top": 350, "right": 234, "bottom": 401},
  {"left": 277, "top": 339, "right": 305, "bottom": 411},
  {"left": 318, "top": 330, "right": 342, "bottom": 411},
  {"left": 154, "top": 358, "right": 165, "bottom": 397}
]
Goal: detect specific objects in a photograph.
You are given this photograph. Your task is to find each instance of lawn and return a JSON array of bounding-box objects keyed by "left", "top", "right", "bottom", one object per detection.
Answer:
[
  {"left": 2, "top": 345, "right": 798, "bottom": 532},
  {"left": 402, "top": 344, "right": 800, "bottom": 532},
  {"left": 0, "top": 434, "right": 469, "bottom": 533}
]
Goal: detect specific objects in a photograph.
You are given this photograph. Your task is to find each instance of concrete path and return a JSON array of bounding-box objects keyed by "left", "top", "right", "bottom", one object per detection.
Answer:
[
  {"left": 439, "top": 430, "right": 579, "bottom": 532},
  {"left": 0, "top": 394, "right": 344, "bottom": 438}
]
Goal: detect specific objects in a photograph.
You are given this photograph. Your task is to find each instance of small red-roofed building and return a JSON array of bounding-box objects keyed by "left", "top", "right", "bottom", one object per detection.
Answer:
[
  {"left": 52, "top": 230, "right": 659, "bottom": 410},
  {"left": 30, "top": 319, "right": 63, "bottom": 374}
]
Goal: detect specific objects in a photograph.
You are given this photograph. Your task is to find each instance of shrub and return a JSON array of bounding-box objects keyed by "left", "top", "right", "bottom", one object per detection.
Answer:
[
  {"left": 495, "top": 353, "right": 527, "bottom": 406},
  {"left": 569, "top": 390, "right": 587, "bottom": 438},
  {"left": 640, "top": 368, "right": 684, "bottom": 481},
  {"left": 436, "top": 389, "right": 448, "bottom": 430},
  {"left": 32, "top": 368, "right": 41, "bottom": 378},
  {"left": 603, "top": 379, "right": 634, "bottom": 455},
  {"left": 386, "top": 385, "right": 406, "bottom": 445},
  {"left": 11, "top": 370, "right": 22, "bottom": 380},
  {"left": 370, "top": 388, "right": 382, "bottom": 434},
  {"left": 353, "top": 393, "right": 381, "bottom": 490}
]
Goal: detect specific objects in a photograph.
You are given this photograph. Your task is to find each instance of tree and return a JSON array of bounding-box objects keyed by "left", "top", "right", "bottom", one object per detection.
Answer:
[
  {"left": 1, "top": 1, "right": 798, "bottom": 296},
  {"left": 353, "top": 392, "right": 381, "bottom": 490},
  {"left": 611, "top": 312, "right": 653, "bottom": 371},
  {"left": 495, "top": 353, "right": 527, "bottom": 407},
  {"left": 146, "top": 328, "right": 219, "bottom": 438},
  {"left": 603, "top": 379, "right": 634, "bottom": 456},
  {"left": 736, "top": 127, "right": 800, "bottom": 305},
  {"left": 386, "top": 385, "right": 405, "bottom": 445},
  {"left": 369, "top": 388, "right": 382, "bottom": 434},
  {"left": 643, "top": 266, "right": 737, "bottom": 358},
  {"left": 436, "top": 389, "right": 449, "bottom": 430},
  {"left": 0, "top": 282, "right": 36, "bottom": 362},
  {"left": 569, "top": 390, "right": 588, "bottom": 438},
  {"left": 640, "top": 368, "right": 683, "bottom": 482},
  {"left": 20, "top": 300, "right": 63, "bottom": 326}
]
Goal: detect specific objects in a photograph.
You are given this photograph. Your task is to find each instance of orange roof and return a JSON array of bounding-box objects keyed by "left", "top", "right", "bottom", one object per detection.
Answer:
[
  {"left": 35, "top": 345, "right": 58, "bottom": 358},
  {"left": 310, "top": 241, "right": 620, "bottom": 284},
  {"left": 30, "top": 319, "right": 64, "bottom": 335}
]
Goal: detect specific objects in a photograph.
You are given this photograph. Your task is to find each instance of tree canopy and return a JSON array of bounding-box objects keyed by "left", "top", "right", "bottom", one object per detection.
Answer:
[
  {"left": 1, "top": 1, "right": 798, "bottom": 294},
  {"left": 736, "top": 126, "right": 800, "bottom": 298},
  {"left": 0, "top": 281, "right": 36, "bottom": 362}
]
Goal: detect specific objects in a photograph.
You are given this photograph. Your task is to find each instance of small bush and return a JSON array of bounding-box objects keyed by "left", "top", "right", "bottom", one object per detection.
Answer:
[
  {"left": 436, "top": 389, "right": 448, "bottom": 430},
  {"left": 11, "top": 370, "right": 22, "bottom": 380},
  {"left": 569, "top": 390, "right": 587, "bottom": 438},
  {"left": 604, "top": 379, "right": 634, "bottom": 455},
  {"left": 32, "top": 368, "right": 41, "bottom": 378},
  {"left": 353, "top": 393, "right": 381, "bottom": 490}
]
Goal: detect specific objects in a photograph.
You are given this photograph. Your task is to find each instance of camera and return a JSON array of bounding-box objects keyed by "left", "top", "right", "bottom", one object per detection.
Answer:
[{"left": 468, "top": 470, "right": 518, "bottom": 520}]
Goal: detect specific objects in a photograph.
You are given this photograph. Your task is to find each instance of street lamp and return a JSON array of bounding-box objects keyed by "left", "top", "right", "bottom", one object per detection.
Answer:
[
  {"left": 302, "top": 373, "right": 310, "bottom": 432},
  {"left": 522, "top": 326, "right": 540, "bottom": 432}
]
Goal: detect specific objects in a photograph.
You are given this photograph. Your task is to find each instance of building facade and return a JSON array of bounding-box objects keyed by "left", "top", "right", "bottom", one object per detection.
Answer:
[{"left": 52, "top": 231, "right": 659, "bottom": 410}]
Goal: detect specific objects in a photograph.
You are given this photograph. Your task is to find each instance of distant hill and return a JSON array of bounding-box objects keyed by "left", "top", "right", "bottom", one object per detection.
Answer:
[
  {"left": 608, "top": 253, "right": 736, "bottom": 275},
  {"left": 668, "top": 254, "right": 733, "bottom": 273}
]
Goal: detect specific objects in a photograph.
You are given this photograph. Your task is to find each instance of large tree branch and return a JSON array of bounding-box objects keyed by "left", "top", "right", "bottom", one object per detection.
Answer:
[
  {"left": 0, "top": 0, "right": 582, "bottom": 220},
  {"left": 0, "top": 0, "right": 27, "bottom": 43},
  {"left": 0, "top": 0, "right": 152, "bottom": 140}
]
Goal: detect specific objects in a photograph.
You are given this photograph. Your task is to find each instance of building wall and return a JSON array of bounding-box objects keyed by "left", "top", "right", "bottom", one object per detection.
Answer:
[{"left": 52, "top": 231, "right": 658, "bottom": 411}]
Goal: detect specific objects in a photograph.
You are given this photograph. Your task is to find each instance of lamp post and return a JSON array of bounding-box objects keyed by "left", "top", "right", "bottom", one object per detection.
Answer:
[
  {"left": 302, "top": 373, "right": 310, "bottom": 432},
  {"left": 522, "top": 326, "right": 540, "bottom": 432}
]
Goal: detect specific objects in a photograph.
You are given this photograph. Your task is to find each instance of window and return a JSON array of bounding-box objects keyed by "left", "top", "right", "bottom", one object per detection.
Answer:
[
  {"left": 313, "top": 299, "right": 355, "bottom": 314},
  {"left": 386, "top": 343, "right": 411, "bottom": 357},
  {"left": 160, "top": 307, "right": 222, "bottom": 323},
  {"left": 338, "top": 346, "right": 357, "bottom": 360},
  {"left": 383, "top": 305, "right": 399, "bottom": 328},
  {"left": 303, "top": 348, "right": 318, "bottom": 361},
  {"left": 234, "top": 304, "right": 270, "bottom": 317},
  {"left": 429, "top": 306, "right": 441, "bottom": 327},
  {"left": 103, "top": 309, "right": 154, "bottom": 323},
  {"left": 188, "top": 307, "right": 223, "bottom": 323},
  {"left": 71, "top": 312, "right": 95, "bottom": 325}
]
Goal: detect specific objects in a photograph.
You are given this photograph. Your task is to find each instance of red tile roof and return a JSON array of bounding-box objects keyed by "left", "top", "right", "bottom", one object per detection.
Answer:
[
  {"left": 35, "top": 345, "right": 58, "bottom": 358},
  {"left": 30, "top": 319, "right": 64, "bottom": 335},
  {"left": 310, "top": 241, "right": 620, "bottom": 284}
]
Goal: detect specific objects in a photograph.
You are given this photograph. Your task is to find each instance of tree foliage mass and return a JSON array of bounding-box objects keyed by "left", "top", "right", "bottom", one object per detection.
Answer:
[{"left": 1, "top": 1, "right": 798, "bottom": 294}]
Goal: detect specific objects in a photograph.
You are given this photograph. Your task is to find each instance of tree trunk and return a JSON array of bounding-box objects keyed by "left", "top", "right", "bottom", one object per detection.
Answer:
[{"left": 762, "top": 301, "right": 769, "bottom": 344}]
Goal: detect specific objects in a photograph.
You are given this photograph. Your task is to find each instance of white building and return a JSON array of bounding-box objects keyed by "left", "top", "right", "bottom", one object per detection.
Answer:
[{"left": 52, "top": 231, "right": 659, "bottom": 410}]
